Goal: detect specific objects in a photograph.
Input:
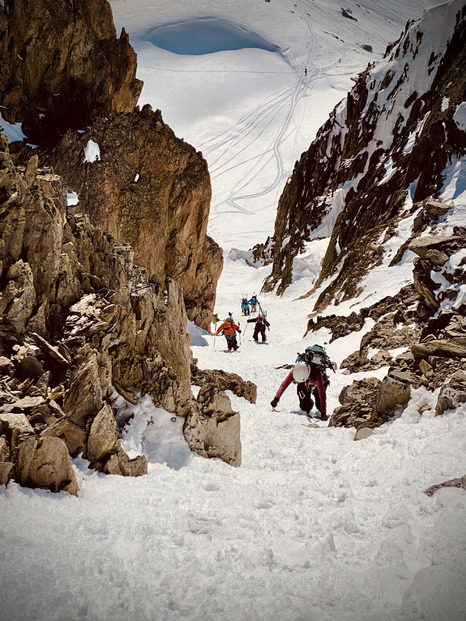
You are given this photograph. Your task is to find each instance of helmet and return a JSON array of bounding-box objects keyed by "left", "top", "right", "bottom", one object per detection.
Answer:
[{"left": 293, "top": 362, "right": 310, "bottom": 383}]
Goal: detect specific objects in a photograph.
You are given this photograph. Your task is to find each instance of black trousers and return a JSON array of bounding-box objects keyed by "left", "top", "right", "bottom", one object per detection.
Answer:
[
  {"left": 225, "top": 334, "right": 238, "bottom": 350},
  {"left": 253, "top": 325, "right": 266, "bottom": 341},
  {"left": 296, "top": 382, "right": 322, "bottom": 414}
]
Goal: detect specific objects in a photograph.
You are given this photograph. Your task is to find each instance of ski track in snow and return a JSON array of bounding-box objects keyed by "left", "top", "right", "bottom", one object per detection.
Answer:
[{"left": 1, "top": 1, "right": 465, "bottom": 620}]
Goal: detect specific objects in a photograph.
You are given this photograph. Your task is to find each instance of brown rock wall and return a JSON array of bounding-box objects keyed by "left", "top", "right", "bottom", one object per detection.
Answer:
[
  {"left": 53, "top": 106, "right": 222, "bottom": 330},
  {"left": 0, "top": 133, "right": 242, "bottom": 492}
]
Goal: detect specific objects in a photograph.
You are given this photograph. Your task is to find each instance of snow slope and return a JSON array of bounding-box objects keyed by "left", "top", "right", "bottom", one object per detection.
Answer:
[{"left": 1, "top": 2, "right": 465, "bottom": 621}]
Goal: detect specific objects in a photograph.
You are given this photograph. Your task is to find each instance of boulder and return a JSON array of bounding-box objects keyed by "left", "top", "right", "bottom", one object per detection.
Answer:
[
  {"left": 41, "top": 418, "right": 87, "bottom": 458},
  {"left": 86, "top": 403, "right": 119, "bottom": 466},
  {"left": 63, "top": 354, "right": 103, "bottom": 427},
  {"left": 339, "top": 377, "right": 382, "bottom": 406},
  {"left": 191, "top": 365, "right": 257, "bottom": 404},
  {"left": 103, "top": 448, "right": 147, "bottom": 477},
  {"left": 0, "top": 413, "right": 35, "bottom": 455},
  {"left": 0, "top": 260, "right": 36, "bottom": 333},
  {"left": 0, "top": 436, "right": 10, "bottom": 461},
  {"left": 374, "top": 369, "right": 415, "bottom": 421},
  {"left": 16, "top": 435, "right": 78, "bottom": 495},
  {"left": 0, "top": 462, "right": 14, "bottom": 486},
  {"left": 435, "top": 370, "right": 466, "bottom": 416},
  {"left": 354, "top": 426, "right": 374, "bottom": 441},
  {"left": 412, "top": 338, "right": 466, "bottom": 360},
  {"left": 184, "top": 386, "right": 242, "bottom": 466},
  {"left": 408, "top": 235, "right": 463, "bottom": 260}
]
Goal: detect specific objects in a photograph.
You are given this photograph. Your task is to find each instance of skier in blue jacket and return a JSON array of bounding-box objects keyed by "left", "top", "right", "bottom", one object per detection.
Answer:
[{"left": 248, "top": 295, "right": 258, "bottom": 313}]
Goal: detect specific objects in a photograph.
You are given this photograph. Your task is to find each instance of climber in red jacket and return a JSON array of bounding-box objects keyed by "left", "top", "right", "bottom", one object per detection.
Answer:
[{"left": 271, "top": 361, "right": 329, "bottom": 421}]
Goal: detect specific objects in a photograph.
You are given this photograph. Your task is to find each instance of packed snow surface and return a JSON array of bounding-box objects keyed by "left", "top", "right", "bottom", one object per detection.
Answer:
[{"left": 1, "top": 1, "right": 465, "bottom": 620}]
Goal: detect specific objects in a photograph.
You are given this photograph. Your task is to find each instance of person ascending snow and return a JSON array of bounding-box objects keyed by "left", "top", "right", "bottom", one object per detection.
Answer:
[
  {"left": 248, "top": 294, "right": 258, "bottom": 313},
  {"left": 215, "top": 313, "right": 241, "bottom": 351},
  {"left": 270, "top": 345, "right": 336, "bottom": 421},
  {"left": 241, "top": 297, "right": 250, "bottom": 316},
  {"left": 247, "top": 314, "right": 270, "bottom": 342}
]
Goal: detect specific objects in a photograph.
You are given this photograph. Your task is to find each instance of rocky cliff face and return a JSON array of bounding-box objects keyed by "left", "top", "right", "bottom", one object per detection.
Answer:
[
  {"left": 0, "top": 136, "right": 245, "bottom": 493},
  {"left": 51, "top": 105, "right": 222, "bottom": 330},
  {"left": 0, "top": 0, "right": 245, "bottom": 494},
  {"left": 0, "top": 0, "right": 142, "bottom": 145},
  {"left": 260, "top": 0, "right": 466, "bottom": 436},
  {"left": 319, "top": 215, "right": 466, "bottom": 436},
  {"left": 262, "top": 0, "right": 466, "bottom": 307}
]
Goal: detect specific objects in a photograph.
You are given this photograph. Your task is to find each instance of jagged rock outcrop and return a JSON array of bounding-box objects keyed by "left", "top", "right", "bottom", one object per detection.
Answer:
[
  {"left": 329, "top": 366, "right": 419, "bottom": 432},
  {"left": 191, "top": 363, "right": 257, "bottom": 404},
  {"left": 50, "top": 105, "right": 222, "bottom": 330},
  {"left": 0, "top": 0, "right": 247, "bottom": 492},
  {"left": 0, "top": 0, "right": 142, "bottom": 145},
  {"left": 260, "top": 0, "right": 466, "bottom": 306},
  {"left": 327, "top": 218, "right": 466, "bottom": 432},
  {"left": 435, "top": 371, "right": 466, "bottom": 417},
  {"left": 425, "top": 474, "right": 466, "bottom": 496},
  {"left": 0, "top": 136, "right": 240, "bottom": 492},
  {"left": 1, "top": 0, "right": 222, "bottom": 328}
]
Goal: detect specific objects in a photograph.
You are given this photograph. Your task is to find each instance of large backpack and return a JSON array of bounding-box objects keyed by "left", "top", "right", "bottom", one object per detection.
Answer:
[{"left": 298, "top": 344, "right": 335, "bottom": 372}]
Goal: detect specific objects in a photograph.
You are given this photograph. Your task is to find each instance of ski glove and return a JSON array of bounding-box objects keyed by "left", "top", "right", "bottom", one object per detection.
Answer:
[{"left": 271, "top": 397, "right": 279, "bottom": 408}]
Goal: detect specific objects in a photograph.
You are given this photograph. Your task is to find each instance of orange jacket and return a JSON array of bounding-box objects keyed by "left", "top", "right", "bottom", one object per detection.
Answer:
[{"left": 216, "top": 320, "right": 240, "bottom": 336}]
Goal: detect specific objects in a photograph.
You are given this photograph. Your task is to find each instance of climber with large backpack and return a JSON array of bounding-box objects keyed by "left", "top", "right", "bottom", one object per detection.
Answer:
[
  {"left": 241, "top": 297, "right": 250, "bottom": 316},
  {"left": 270, "top": 344, "right": 337, "bottom": 421},
  {"left": 215, "top": 313, "right": 242, "bottom": 351}
]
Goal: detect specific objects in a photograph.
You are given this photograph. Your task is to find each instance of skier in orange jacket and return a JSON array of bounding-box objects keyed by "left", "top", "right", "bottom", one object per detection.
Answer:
[{"left": 215, "top": 313, "right": 241, "bottom": 351}]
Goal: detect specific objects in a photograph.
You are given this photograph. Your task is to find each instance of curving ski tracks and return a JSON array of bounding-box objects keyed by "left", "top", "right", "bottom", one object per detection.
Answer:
[{"left": 205, "top": 0, "right": 319, "bottom": 227}]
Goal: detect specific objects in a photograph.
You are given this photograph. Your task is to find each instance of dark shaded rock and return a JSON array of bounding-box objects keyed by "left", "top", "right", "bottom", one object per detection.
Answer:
[
  {"left": 0, "top": 0, "right": 142, "bottom": 145},
  {"left": 0, "top": 357, "right": 14, "bottom": 376},
  {"left": 342, "top": 8, "right": 357, "bottom": 21}
]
